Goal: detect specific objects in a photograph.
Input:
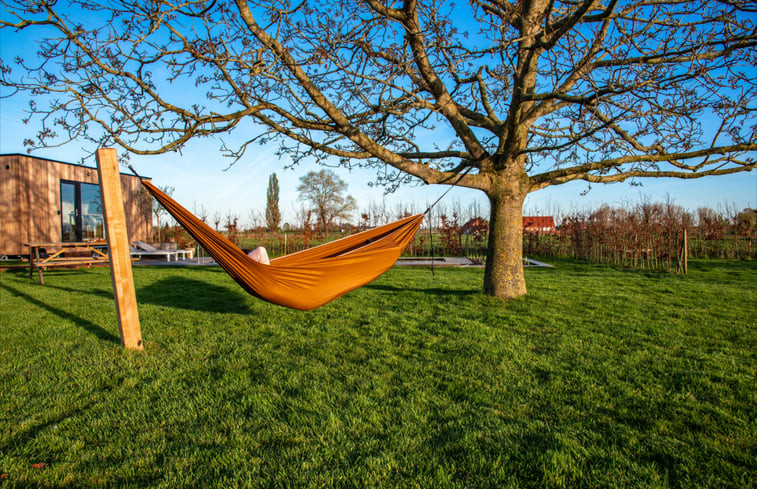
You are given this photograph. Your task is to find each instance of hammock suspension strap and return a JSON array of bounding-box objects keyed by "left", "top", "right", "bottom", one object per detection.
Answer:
[{"left": 422, "top": 165, "right": 475, "bottom": 276}]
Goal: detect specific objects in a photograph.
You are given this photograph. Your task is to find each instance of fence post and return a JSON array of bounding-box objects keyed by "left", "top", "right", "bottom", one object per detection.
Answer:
[
  {"left": 97, "top": 148, "right": 143, "bottom": 350},
  {"left": 684, "top": 228, "right": 688, "bottom": 274}
]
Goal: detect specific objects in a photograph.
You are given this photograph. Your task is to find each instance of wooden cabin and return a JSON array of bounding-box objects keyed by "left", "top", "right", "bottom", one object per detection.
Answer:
[{"left": 0, "top": 153, "right": 152, "bottom": 257}]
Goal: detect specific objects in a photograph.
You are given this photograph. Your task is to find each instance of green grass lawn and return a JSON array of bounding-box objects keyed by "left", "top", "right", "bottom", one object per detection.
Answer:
[{"left": 0, "top": 259, "right": 755, "bottom": 488}]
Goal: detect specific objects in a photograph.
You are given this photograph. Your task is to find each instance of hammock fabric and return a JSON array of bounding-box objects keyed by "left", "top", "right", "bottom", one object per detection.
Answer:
[{"left": 139, "top": 179, "right": 424, "bottom": 310}]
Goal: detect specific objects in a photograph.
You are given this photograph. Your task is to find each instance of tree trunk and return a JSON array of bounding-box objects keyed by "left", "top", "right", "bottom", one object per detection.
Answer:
[{"left": 484, "top": 191, "right": 527, "bottom": 298}]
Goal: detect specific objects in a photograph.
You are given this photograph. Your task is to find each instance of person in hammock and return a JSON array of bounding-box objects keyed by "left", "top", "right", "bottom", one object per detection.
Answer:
[{"left": 245, "top": 246, "right": 270, "bottom": 265}]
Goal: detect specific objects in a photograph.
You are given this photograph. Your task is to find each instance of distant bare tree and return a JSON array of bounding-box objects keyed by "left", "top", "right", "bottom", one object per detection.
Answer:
[
  {"left": 225, "top": 211, "right": 239, "bottom": 232},
  {"left": 367, "top": 199, "right": 389, "bottom": 226},
  {"left": 246, "top": 208, "right": 263, "bottom": 230},
  {"left": 192, "top": 202, "right": 209, "bottom": 224},
  {"left": 297, "top": 169, "right": 356, "bottom": 231},
  {"left": 292, "top": 203, "right": 311, "bottom": 231},
  {"left": 212, "top": 212, "right": 222, "bottom": 232},
  {"left": 2, "top": 0, "right": 755, "bottom": 298}
]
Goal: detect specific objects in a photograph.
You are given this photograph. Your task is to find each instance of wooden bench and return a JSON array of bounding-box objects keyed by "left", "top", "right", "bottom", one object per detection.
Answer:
[
  {"left": 32, "top": 256, "right": 110, "bottom": 284},
  {"left": 25, "top": 241, "right": 111, "bottom": 284}
]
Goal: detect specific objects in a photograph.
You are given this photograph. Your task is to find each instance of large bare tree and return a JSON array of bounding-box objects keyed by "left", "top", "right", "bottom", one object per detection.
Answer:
[{"left": 1, "top": 0, "right": 755, "bottom": 298}]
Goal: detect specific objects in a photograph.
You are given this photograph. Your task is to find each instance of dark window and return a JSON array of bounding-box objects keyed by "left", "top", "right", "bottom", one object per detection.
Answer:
[{"left": 60, "top": 180, "right": 104, "bottom": 242}]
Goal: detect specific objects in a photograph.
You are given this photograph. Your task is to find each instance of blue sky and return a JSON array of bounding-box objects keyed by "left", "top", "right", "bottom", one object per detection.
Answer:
[{"left": 1, "top": 5, "right": 754, "bottom": 226}]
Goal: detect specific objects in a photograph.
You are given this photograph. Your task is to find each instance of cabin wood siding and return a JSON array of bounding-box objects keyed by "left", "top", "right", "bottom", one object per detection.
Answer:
[{"left": 0, "top": 154, "right": 152, "bottom": 256}]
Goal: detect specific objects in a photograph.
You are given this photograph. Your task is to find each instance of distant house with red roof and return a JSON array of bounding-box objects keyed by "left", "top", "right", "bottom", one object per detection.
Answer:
[{"left": 522, "top": 216, "right": 556, "bottom": 233}]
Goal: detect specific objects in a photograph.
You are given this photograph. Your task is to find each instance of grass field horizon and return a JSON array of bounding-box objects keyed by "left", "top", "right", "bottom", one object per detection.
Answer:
[{"left": 1, "top": 259, "right": 755, "bottom": 488}]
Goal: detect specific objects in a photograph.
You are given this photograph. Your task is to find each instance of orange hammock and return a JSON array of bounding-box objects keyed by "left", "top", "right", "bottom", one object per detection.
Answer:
[{"left": 139, "top": 179, "right": 424, "bottom": 310}]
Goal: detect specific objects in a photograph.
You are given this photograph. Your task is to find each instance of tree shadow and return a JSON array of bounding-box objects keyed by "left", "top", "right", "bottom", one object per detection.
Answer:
[
  {"left": 364, "top": 283, "right": 480, "bottom": 297},
  {"left": 0, "top": 282, "right": 120, "bottom": 345},
  {"left": 136, "top": 277, "right": 253, "bottom": 314},
  {"left": 1, "top": 397, "right": 97, "bottom": 453},
  {"left": 40, "top": 283, "right": 113, "bottom": 300}
]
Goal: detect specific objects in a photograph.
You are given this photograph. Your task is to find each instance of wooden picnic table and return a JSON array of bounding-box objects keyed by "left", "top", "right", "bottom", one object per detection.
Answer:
[{"left": 24, "top": 241, "right": 110, "bottom": 284}]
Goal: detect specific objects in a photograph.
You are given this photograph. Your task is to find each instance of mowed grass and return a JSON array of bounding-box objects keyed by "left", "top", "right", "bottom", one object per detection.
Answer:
[{"left": 0, "top": 259, "right": 754, "bottom": 488}]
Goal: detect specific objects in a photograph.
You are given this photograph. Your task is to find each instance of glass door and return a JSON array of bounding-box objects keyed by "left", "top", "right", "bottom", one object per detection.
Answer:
[
  {"left": 80, "top": 183, "right": 105, "bottom": 240},
  {"left": 60, "top": 181, "right": 79, "bottom": 242},
  {"left": 60, "top": 180, "right": 104, "bottom": 242}
]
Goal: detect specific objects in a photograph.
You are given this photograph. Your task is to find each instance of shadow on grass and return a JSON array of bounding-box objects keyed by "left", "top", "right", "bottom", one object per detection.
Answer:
[
  {"left": 0, "top": 282, "right": 120, "bottom": 345},
  {"left": 1, "top": 397, "right": 96, "bottom": 453},
  {"left": 41, "top": 283, "right": 113, "bottom": 300},
  {"left": 0, "top": 267, "right": 35, "bottom": 280},
  {"left": 136, "top": 276, "right": 253, "bottom": 314},
  {"left": 365, "top": 283, "right": 481, "bottom": 297}
]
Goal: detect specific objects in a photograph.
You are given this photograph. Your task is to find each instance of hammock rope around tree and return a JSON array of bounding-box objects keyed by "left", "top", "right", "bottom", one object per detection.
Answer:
[{"left": 135, "top": 176, "right": 424, "bottom": 310}]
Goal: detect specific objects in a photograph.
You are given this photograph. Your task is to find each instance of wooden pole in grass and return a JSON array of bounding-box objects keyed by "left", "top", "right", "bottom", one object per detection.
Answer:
[{"left": 96, "top": 148, "right": 143, "bottom": 350}]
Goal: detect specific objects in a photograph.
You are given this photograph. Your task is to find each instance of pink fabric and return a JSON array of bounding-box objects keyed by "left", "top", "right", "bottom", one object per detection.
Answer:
[{"left": 247, "top": 246, "right": 270, "bottom": 265}]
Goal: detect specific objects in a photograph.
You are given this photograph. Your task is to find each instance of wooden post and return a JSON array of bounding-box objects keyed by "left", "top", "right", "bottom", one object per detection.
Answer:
[
  {"left": 684, "top": 228, "right": 688, "bottom": 275},
  {"left": 96, "top": 148, "right": 143, "bottom": 350}
]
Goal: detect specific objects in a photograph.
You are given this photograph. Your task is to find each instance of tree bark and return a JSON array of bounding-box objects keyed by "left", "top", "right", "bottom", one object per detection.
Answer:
[{"left": 484, "top": 188, "right": 527, "bottom": 298}]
